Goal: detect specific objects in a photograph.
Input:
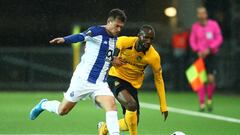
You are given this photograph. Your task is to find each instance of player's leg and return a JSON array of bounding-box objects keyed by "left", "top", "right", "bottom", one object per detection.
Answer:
[
  {"left": 98, "top": 76, "right": 139, "bottom": 135},
  {"left": 117, "top": 89, "right": 139, "bottom": 135},
  {"left": 30, "top": 97, "right": 77, "bottom": 120},
  {"left": 42, "top": 98, "right": 76, "bottom": 115},
  {"left": 30, "top": 68, "right": 85, "bottom": 120},
  {"left": 206, "top": 73, "right": 216, "bottom": 111},
  {"left": 95, "top": 95, "right": 120, "bottom": 135},
  {"left": 197, "top": 86, "right": 206, "bottom": 111},
  {"left": 205, "top": 55, "right": 217, "bottom": 111}
]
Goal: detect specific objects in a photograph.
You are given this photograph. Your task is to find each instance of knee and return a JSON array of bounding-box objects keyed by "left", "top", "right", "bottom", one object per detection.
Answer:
[
  {"left": 100, "top": 98, "right": 117, "bottom": 111},
  {"left": 58, "top": 107, "right": 70, "bottom": 116},
  {"left": 107, "top": 101, "right": 117, "bottom": 111},
  {"left": 125, "top": 101, "right": 138, "bottom": 112}
]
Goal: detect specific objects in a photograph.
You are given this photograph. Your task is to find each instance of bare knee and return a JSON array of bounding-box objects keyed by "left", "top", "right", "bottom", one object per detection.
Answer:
[
  {"left": 58, "top": 107, "right": 70, "bottom": 116},
  {"left": 105, "top": 99, "right": 117, "bottom": 111},
  {"left": 96, "top": 96, "right": 117, "bottom": 111},
  {"left": 125, "top": 101, "right": 138, "bottom": 111}
]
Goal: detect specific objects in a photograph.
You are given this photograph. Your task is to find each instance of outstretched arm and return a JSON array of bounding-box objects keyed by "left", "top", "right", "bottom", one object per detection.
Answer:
[
  {"left": 49, "top": 33, "right": 86, "bottom": 45},
  {"left": 150, "top": 54, "right": 168, "bottom": 121},
  {"left": 49, "top": 27, "right": 95, "bottom": 45}
]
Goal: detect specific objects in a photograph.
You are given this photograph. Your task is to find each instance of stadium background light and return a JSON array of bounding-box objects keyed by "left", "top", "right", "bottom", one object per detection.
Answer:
[
  {"left": 164, "top": 7, "right": 177, "bottom": 17},
  {"left": 72, "top": 25, "right": 81, "bottom": 71}
]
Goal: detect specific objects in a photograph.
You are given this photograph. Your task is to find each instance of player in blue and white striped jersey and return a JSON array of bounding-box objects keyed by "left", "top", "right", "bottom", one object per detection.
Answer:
[{"left": 30, "top": 9, "right": 127, "bottom": 135}]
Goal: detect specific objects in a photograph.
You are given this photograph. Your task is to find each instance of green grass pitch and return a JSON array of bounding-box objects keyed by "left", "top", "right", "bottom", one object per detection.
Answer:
[{"left": 0, "top": 91, "right": 239, "bottom": 135}]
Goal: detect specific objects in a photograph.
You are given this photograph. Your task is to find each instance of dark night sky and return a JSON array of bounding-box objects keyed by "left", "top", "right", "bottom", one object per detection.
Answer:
[{"left": 0, "top": 0, "right": 233, "bottom": 47}]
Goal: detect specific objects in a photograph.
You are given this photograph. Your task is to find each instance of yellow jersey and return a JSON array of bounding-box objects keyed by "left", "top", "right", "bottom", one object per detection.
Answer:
[{"left": 109, "top": 36, "right": 167, "bottom": 112}]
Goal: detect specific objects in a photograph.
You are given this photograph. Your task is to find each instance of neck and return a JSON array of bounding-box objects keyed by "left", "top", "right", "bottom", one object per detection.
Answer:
[
  {"left": 135, "top": 39, "right": 147, "bottom": 53},
  {"left": 199, "top": 19, "right": 208, "bottom": 26},
  {"left": 105, "top": 25, "right": 114, "bottom": 37}
]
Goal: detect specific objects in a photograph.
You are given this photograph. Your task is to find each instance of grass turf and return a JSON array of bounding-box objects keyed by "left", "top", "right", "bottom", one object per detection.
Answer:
[{"left": 0, "top": 91, "right": 239, "bottom": 135}]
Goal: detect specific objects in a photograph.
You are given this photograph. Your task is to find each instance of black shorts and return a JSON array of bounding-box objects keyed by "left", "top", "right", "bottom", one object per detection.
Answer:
[
  {"left": 205, "top": 54, "right": 217, "bottom": 75},
  {"left": 107, "top": 75, "right": 140, "bottom": 116},
  {"left": 192, "top": 54, "right": 217, "bottom": 75}
]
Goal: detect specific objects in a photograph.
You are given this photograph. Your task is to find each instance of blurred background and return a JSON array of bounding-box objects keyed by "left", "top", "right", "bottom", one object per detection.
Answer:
[{"left": 0, "top": 0, "right": 239, "bottom": 93}]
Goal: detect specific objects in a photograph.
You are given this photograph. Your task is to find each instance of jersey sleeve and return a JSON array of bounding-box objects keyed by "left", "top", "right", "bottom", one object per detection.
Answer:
[
  {"left": 149, "top": 52, "right": 168, "bottom": 112},
  {"left": 189, "top": 24, "right": 199, "bottom": 52},
  {"left": 63, "top": 26, "right": 99, "bottom": 44},
  {"left": 116, "top": 36, "right": 138, "bottom": 50}
]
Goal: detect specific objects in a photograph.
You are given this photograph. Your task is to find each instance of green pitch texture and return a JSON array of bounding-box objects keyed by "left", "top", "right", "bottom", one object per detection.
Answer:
[{"left": 0, "top": 91, "right": 239, "bottom": 135}]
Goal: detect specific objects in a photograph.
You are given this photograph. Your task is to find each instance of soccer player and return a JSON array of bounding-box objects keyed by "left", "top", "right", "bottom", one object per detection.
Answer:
[
  {"left": 98, "top": 25, "right": 168, "bottom": 135},
  {"left": 190, "top": 6, "right": 223, "bottom": 111},
  {"left": 29, "top": 8, "right": 127, "bottom": 135}
]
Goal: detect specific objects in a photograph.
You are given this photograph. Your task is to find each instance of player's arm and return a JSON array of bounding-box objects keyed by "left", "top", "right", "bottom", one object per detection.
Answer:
[
  {"left": 50, "top": 32, "right": 88, "bottom": 44},
  {"left": 189, "top": 24, "right": 199, "bottom": 52},
  {"left": 209, "top": 21, "right": 223, "bottom": 51},
  {"left": 112, "top": 48, "right": 126, "bottom": 67},
  {"left": 111, "top": 36, "right": 136, "bottom": 67},
  {"left": 150, "top": 53, "right": 168, "bottom": 121},
  {"left": 49, "top": 27, "right": 95, "bottom": 44}
]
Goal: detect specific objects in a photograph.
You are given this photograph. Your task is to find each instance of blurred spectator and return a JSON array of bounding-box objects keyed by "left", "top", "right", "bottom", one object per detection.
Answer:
[
  {"left": 171, "top": 26, "right": 189, "bottom": 90},
  {"left": 189, "top": 6, "right": 223, "bottom": 112}
]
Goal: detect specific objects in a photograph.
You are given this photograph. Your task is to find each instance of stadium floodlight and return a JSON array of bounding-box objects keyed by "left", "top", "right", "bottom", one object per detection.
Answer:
[{"left": 164, "top": 7, "right": 177, "bottom": 17}]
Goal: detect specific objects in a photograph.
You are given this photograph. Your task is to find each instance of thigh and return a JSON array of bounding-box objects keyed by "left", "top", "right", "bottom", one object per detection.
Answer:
[
  {"left": 90, "top": 82, "right": 115, "bottom": 108},
  {"left": 65, "top": 75, "right": 96, "bottom": 102},
  {"left": 117, "top": 89, "right": 138, "bottom": 111},
  {"left": 107, "top": 75, "right": 140, "bottom": 115},
  {"left": 205, "top": 55, "right": 217, "bottom": 75}
]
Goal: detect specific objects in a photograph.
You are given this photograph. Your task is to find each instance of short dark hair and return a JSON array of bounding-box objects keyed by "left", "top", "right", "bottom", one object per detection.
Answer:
[
  {"left": 139, "top": 25, "right": 155, "bottom": 37},
  {"left": 108, "top": 8, "right": 127, "bottom": 22}
]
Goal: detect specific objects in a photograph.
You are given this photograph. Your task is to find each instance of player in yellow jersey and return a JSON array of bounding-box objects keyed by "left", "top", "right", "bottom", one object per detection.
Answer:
[{"left": 98, "top": 25, "right": 168, "bottom": 135}]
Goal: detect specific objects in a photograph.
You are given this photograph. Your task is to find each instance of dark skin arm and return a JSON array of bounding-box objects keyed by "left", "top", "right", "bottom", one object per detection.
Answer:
[{"left": 111, "top": 48, "right": 126, "bottom": 67}]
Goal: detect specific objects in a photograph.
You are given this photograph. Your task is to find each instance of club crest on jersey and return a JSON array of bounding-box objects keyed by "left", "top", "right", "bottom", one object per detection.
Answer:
[
  {"left": 104, "top": 41, "right": 108, "bottom": 44},
  {"left": 114, "top": 81, "right": 120, "bottom": 86},
  {"left": 136, "top": 56, "right": 142, "bottom": 61}
]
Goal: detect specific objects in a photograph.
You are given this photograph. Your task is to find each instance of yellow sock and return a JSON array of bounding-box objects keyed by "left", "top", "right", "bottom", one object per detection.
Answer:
[
  {"left": 98, "top": 122, "right": 108, "bottom": 135},
  {"left": 101, "top": 119, "right": 129, "bottom": 134},
  {"left": 119, "top": 118, "right": 129, "bottom": 131},
  {"left": 125, "top": 110, "right": 138, "bottom": 135}
]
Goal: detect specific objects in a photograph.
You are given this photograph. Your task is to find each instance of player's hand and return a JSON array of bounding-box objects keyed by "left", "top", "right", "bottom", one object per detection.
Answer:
[
  {"left": 198, "top": 52, "right": 204, "bottom": 58},
  {"left": 49, "top": 37, "right": 65, "bottom": 44},
  {"left": 112, "top": 56, "right": 126, "bottom": 67},
  {"left": 203, "top": 48, "right": 210, "bottom": 58},
  {"left": 162, "top": 111, "right": 168, "bottom": 122}
]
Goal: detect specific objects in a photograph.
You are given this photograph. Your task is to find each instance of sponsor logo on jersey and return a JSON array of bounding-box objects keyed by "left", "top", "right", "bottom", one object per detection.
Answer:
[
  {"left": 136, "top": 56, "right": 142, "bottom": 61},
  {"left": 114, "top": 81, "right": 120, "bottom": 86}
]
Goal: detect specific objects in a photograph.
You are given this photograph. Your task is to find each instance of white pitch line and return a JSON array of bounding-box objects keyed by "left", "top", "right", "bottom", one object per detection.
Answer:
[{"left": 140, "top": 102, "right": 240, "bottom": 124}]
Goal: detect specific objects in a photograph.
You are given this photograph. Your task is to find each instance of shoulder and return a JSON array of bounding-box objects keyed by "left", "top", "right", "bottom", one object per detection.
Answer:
[
  {"left": 147, "top": 46, "right": 161, "bottom": 62},
  {"left": 85, "top": 25, "right": 109, "bottom": 37},
  {"left": 117, "top": 36, "right": 138, "bottom": 49},
  {"left": 208, "top": 19, "right": 220, "bottom": 27},
  {"left": 208, "top": 19, "right": 217, "bottom": 24},
  {"left": 191, "top": 22, "right": 199, "bottom": 29},
  {"left": 117, "top": 36, "right": 138, "bottom": 43}
]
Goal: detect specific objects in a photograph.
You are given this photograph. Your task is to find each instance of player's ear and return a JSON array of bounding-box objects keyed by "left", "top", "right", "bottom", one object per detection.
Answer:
[{"left": 107, "top": 18, "right": 113, "bottom": 24}]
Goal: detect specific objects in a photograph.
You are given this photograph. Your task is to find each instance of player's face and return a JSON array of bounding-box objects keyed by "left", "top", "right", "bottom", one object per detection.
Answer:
[
  {"left": 138, "top": 28, "right": 154, "bottom": 49},
  {"left": 197, "top": 8, "right": 208, "bottom": 21},
  {"left": 108, "top": 19, "right": 124, "bottom": 36}
]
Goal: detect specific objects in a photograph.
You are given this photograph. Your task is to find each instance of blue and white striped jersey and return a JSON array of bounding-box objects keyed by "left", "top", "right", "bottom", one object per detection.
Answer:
[{"left": 64, "top": 26, "right": 117, "bottom": 84}]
